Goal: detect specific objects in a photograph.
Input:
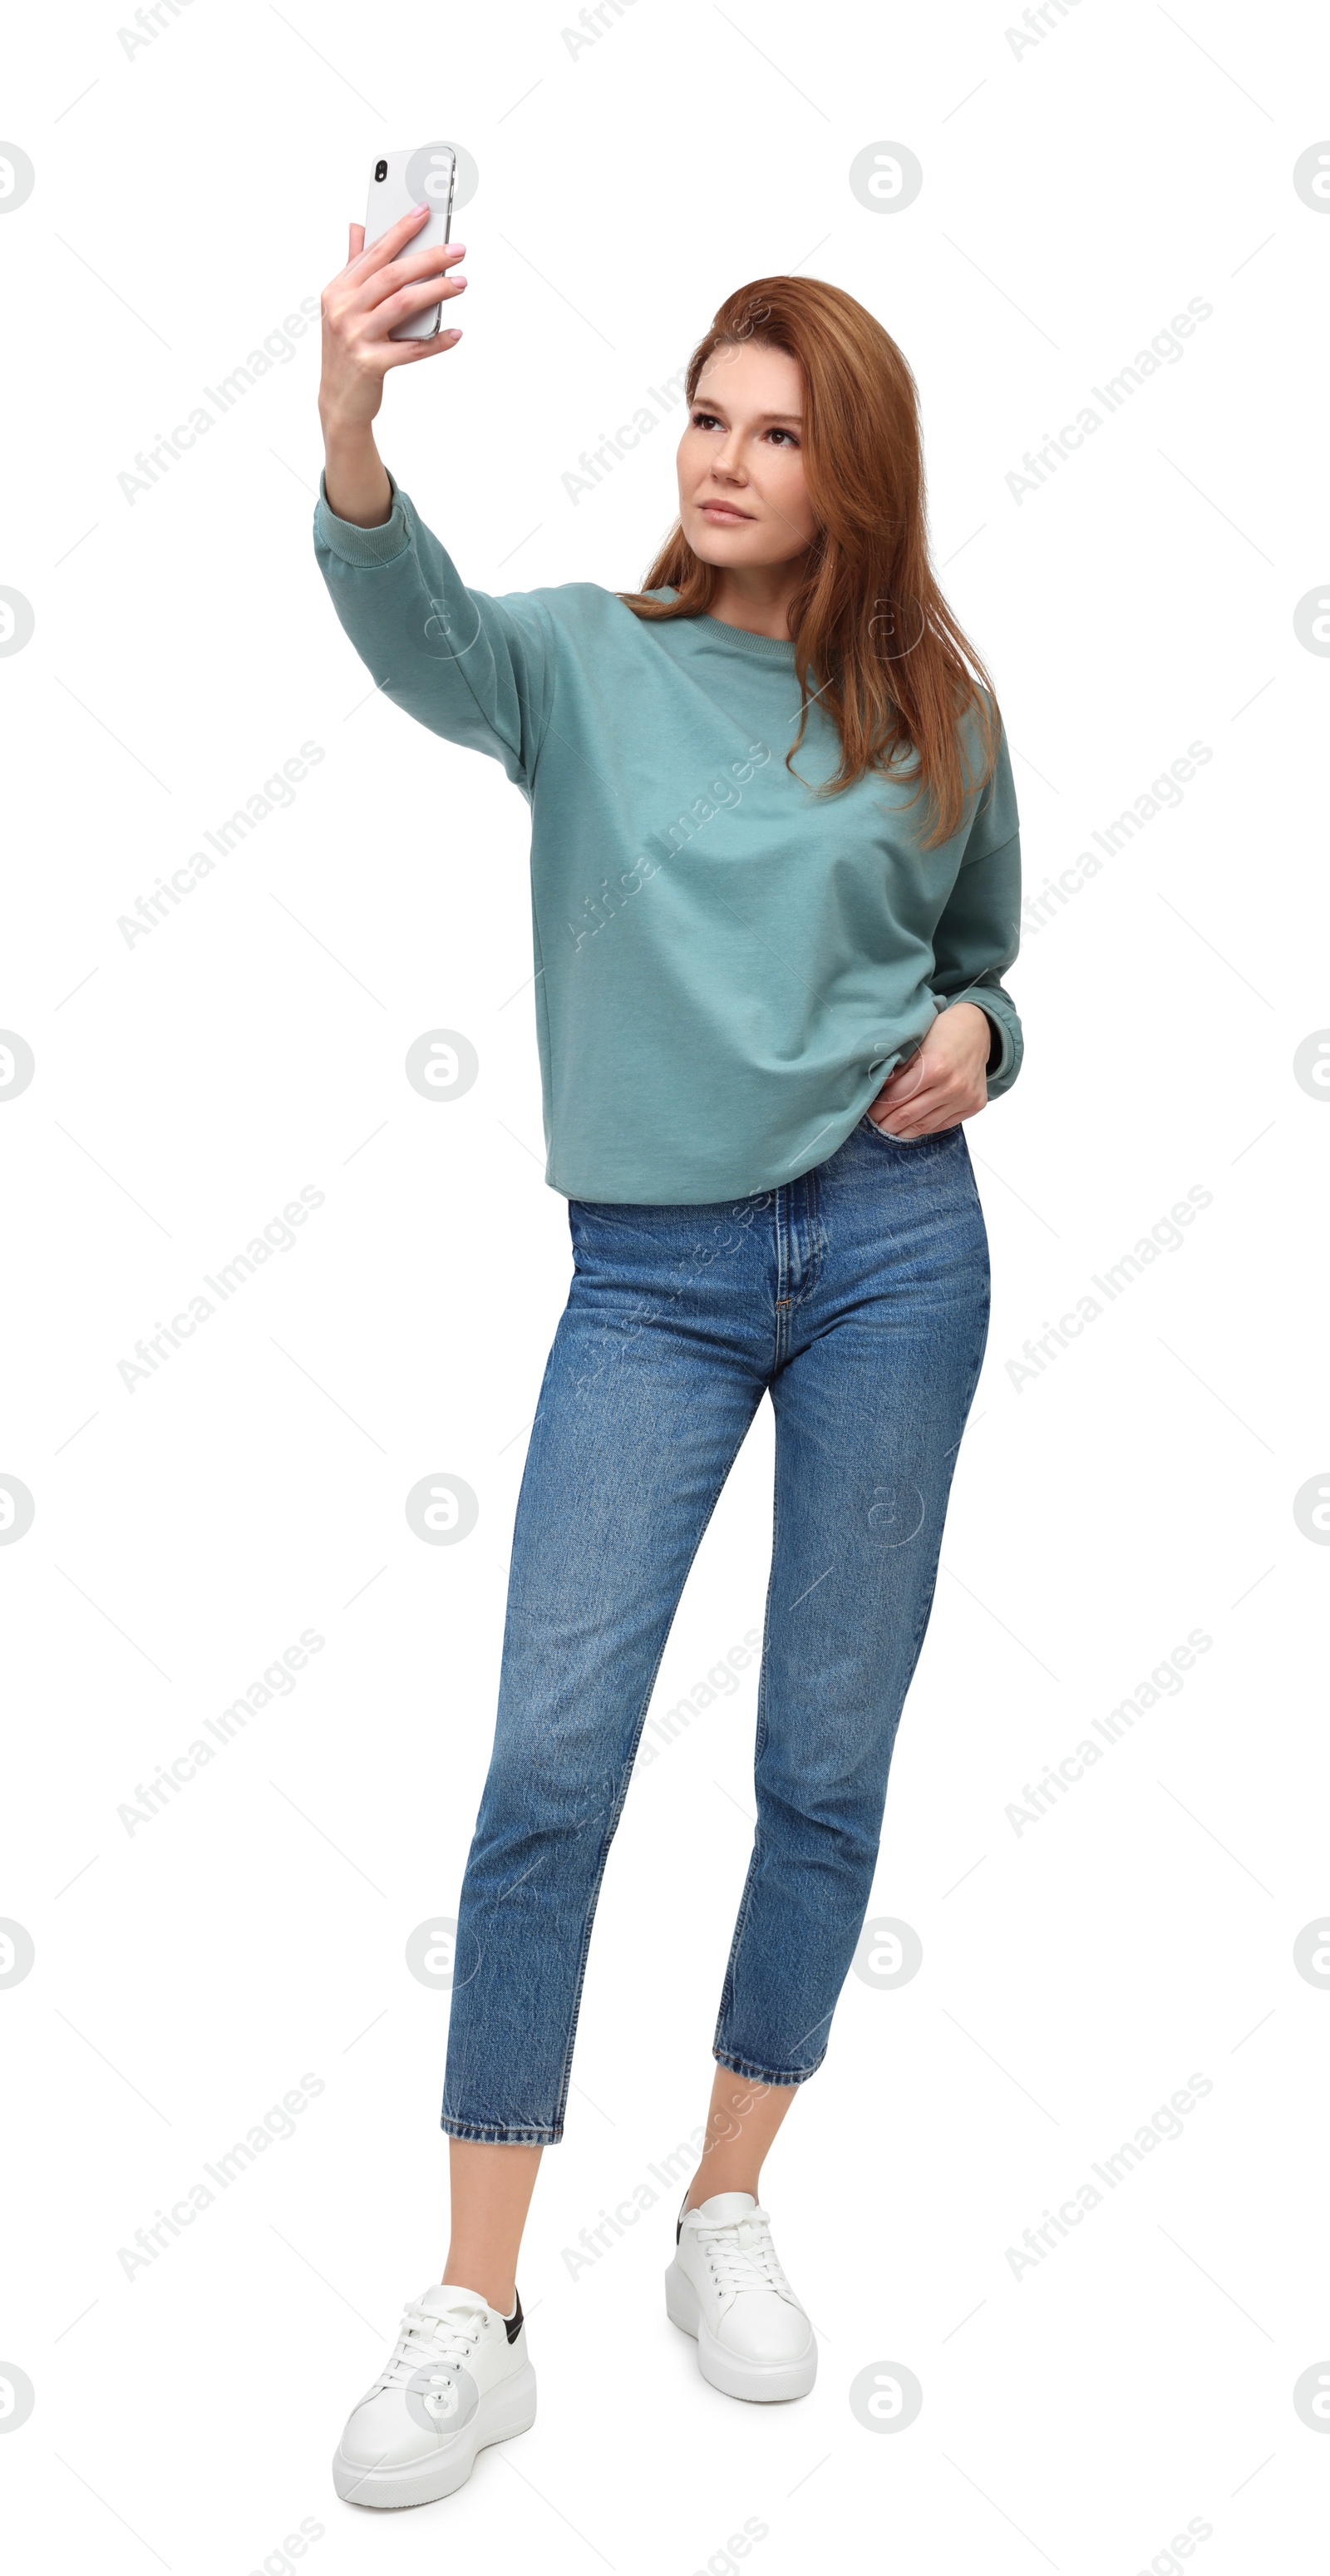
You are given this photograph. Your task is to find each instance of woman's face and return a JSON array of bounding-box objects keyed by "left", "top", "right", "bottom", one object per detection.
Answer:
[{"left": 676, "top": 340, "right": 818, "bottom": 572}]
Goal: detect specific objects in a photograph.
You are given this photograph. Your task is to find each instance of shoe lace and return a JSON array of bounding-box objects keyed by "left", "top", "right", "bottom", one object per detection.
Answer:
[
  {"left": 692, "top": 2206, "right": 791, "bottom": 2297},
  {"left": 369, "top": 2294, "right": 486, "bottom": 2401}
]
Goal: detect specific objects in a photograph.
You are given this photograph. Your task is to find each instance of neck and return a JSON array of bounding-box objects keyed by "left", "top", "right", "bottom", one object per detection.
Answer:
[{"left": 705, "top": 557, "right": 807, "bottom": 641}]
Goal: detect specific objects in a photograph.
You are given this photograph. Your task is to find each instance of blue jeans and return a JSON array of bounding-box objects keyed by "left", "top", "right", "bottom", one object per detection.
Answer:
[{"left": 441, "top": 1115, "right": 990, "bottom": 2142}]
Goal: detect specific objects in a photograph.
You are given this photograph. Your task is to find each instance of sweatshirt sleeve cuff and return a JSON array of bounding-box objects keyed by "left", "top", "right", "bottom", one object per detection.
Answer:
[
  {"left": 982, "top": 1002, "right": 1022, "bottom": 1097},
  {"left": 983, "top": 1009, "right": 1012, "bottom": 1089},
  {"left": 314, "top": 466, "right": 412, "bottom": 567}
]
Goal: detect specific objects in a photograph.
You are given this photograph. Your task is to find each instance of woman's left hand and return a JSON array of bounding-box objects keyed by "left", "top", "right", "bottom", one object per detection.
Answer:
[{"left": 867, "top": 1001, "right": 993, "bottom": 1139}]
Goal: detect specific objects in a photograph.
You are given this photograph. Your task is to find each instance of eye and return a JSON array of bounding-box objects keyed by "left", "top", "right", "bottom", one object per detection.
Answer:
[
  {"left": 766, "top": 427, "right": 800, "bottom": 447},
  {"left": 691, "top": 409, "right": 722, "bottom": 431}
]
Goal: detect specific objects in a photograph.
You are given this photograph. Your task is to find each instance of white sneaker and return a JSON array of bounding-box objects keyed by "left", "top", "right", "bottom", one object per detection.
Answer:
[
  {"left": 332, "top": 2281, "right": 536, "bottom": 2508},
  {"left": 664, "top": 2190, "right": 816, "bottom": 2401}
]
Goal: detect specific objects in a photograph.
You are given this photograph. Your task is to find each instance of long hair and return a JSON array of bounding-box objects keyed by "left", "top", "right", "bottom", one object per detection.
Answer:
[{"left": 618, "top": 276, "right": 1000, "bottom": 848}]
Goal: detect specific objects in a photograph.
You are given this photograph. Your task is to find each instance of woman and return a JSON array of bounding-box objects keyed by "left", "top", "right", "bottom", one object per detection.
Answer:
[{"left": 316, "top": 204, "right": 1022, "bottom": 2509}]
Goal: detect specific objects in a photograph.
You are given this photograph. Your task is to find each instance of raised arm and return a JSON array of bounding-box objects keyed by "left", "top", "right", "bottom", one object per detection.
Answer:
[
  {"left": 318, "top": 199, "right": 465, "bottom": 524},
  {"left": 313, "top": 205, "right": 554, "bottom": 784}
]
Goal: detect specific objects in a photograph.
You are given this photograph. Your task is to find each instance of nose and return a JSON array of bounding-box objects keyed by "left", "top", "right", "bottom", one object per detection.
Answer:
[{"left": 710, "top": 436, "right": 747, "bottom": 481}]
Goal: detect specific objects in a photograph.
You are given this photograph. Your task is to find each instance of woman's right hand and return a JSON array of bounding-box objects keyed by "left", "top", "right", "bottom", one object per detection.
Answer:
[{"left": 318, "top": 201, "right": 466, "bottom": 439}]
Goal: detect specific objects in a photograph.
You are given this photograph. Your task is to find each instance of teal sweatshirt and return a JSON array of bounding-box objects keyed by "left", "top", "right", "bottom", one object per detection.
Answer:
[{"left": 313, "top": 470, "right": 1023, "bottom": 1203}]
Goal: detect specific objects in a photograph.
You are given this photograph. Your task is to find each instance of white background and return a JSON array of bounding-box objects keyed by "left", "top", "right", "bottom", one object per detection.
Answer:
[{"left": 2, "top": 2, "right": 1328, "bottom": 2569}]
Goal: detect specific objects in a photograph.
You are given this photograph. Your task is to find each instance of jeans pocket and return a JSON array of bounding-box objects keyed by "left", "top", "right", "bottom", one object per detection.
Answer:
[{"left": 860, "top": 1113, "right": 960, "bottom": 1153}]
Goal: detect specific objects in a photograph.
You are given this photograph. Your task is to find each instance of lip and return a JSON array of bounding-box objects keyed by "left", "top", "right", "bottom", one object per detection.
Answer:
[{"left": 697, "top": 501, "right": 754, "bottom": 521}]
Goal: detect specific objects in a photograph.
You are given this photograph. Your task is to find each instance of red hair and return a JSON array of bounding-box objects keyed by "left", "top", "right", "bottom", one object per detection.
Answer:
[{"left": 619, "top": 275, "right": 1000, "bottom": 848}]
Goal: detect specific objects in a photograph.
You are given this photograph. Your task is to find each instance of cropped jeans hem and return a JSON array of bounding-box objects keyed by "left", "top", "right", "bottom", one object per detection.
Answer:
[
  {"left": 440, "top": 2112, "right": 564, "bottom": 2146},
  {"left": 712, "top": 2044, "right": 825, "bottom": 2088}
]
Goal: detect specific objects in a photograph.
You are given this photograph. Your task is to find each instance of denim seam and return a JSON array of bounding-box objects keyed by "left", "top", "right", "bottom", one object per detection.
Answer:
[
  {"left": 440, "top": 2115, "right": 562, "bottom": 2144},
  {"left": 785, "top": 1162, "right": 823, "bottom": 1314},
  {"left": 548, "top": 1771, "right": 640, "bottom": 2139},
  {"left": 891, "top": 1271, "right": 991, "bottom": 1711},
  {"left": 713, "top": 1848, "right": 761, "bottom": 2065},
  {"left": 712, "top": 1418, "right": 779, "bottom": 2055},
  {"left": 546, "top": 1392, "right": 765, "bottom": 2139},
  {"left": 773, "top": 1182, "right": 789, "bottom": 1369},
  {"left": 712, "top": 2043, "right": 826, "bottom": 2087},
  {"left": 842, "top": 1265, "right": 991, "bottom": 2050}
]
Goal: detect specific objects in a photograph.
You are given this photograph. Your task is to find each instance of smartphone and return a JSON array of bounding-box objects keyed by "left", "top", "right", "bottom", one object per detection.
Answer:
[{"left": 364, "top": 145, "right": 457, "bottom": 341}]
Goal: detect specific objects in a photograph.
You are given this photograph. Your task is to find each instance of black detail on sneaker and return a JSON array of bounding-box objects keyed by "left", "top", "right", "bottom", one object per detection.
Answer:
[
  {"left": 677, "top": 2189, "right": 690, "bottom": 2244},
  {"left": 503, "top": 2291, "right": 524, "bottom": 2346}
]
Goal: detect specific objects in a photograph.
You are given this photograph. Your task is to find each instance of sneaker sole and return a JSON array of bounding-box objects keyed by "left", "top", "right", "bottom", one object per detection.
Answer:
[
  {"left": 663, "top": 2258, "right": 816, "bottom": 2402},
  {"left": 331, "top": 2361, "right": 537, "bottom": 2509}
]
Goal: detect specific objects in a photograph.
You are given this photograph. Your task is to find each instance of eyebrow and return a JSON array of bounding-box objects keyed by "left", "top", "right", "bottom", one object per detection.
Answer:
[{"left": 692, "top": 403, "right": 804, "bottom": 423}]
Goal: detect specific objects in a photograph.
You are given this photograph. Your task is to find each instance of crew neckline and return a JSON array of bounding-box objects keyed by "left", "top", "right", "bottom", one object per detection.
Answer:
[
  {"left": 643, "top": 585, "right": 797, "bottom": 663},
  {"left": 690, "top": 613, "right": 797, "bottom": 664}
]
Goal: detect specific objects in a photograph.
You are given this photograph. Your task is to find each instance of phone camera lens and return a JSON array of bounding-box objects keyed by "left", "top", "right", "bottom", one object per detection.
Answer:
[{"left": 374, "top": 159, "right": 387, "bottom": 182}]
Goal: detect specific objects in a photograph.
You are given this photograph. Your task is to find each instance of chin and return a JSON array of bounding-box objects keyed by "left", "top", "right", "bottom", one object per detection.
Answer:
[{"left": 685, "top": 520, "right": 752, "bottom": 562}]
